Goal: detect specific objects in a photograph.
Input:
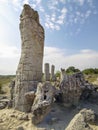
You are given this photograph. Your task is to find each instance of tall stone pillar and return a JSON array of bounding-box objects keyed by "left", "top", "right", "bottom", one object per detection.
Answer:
[
  {"left": 14, "top": 4, "right": 44, "bottom": 112},
  {"left": 44, "top": 63, "right": 50, "bottom": 81},
  {"left": 51, "top": 65, "right": 56, "bottom": 81}
]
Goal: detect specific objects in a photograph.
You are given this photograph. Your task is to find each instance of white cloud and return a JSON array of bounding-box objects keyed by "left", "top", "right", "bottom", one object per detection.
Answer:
[
  {"left": 39, "top": 6, "right": 45, "bottom": 12},
  {"left": 0, "top": 0, "right": 8, "bottom": 3},
  {"left": 74, "top": 18, "right": 78, "bottom": 23},
  {"left": 0, "top": 44, "right": 20, "bottom": 58},
  {"left": 0, "top": 45, "right": 98, "bottom": 74},
  {"left": 12, "top": 0, "right": 22, "bottom": 9},
  {"left": 45, "top": 14, "right": 61, "bottom": 30},
  {"left": 48, "top": 1, "right": 59, "bottom": 10},
  {"left": 0, "top": 44, "right": 20, "bottom": 74},
  {"left": 1, "top": 0, "right": 96, "bottom": 32},
  {"left": 58, "top": 7, "right": 67, "bottom": 23},
  {"left": 85, "top": 10, "right": 91, "bottom": 18},
  {"left": 33, "top": 0, "right": 42, "bottom": 5},
  {"left": 59, "top": 0, "right": 66, "bottom": 4},
  {"left": 23, "top": 0, "right": 29, "bottom": 4},
  {"left": 61, "top": 7, "right": 67, "bottom": 14},
  {"left": 75, "top": 28, "right": 81, "bottom": 35},
  {"left": 75, "top": 0, "right": 85, "bottom": 6},
  {"left": 31, "top": 4, "right": 36, "bottom": 9},
  {"left": 76, "top": 11, "right": 81, "bottom": 16},
  {"left": 44, "top": 47, "right": 98, "bottom": 71},
  {"left": 45, "top": 7, "right": 67, "bottom": 30},
  {"left": 87, "top": 0, "right": 93, "bottom": 7},
  {"left": 51, "top": 14, "right": 56, "bottom": 22}
]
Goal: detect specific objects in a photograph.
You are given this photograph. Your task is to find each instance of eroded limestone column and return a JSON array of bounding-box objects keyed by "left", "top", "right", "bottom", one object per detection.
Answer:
[
  {"left": 51, "top": 65, "right": 56, "bottom": 81},
  {"left": 14, "top": 4, "right": 44, "bottom": 112},
  {"left": 44, "top": 63, "right": 50, "bottom": 81}
]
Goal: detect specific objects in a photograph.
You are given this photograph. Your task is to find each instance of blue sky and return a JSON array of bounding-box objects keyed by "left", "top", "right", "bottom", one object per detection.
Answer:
[{"left": 0, "top": 0, "right": 98, "bottom": 74}]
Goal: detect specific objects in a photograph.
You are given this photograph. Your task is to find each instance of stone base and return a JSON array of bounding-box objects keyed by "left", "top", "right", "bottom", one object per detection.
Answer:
[{"left": 14, "top": 81, "right": 38, "bottom": 112}]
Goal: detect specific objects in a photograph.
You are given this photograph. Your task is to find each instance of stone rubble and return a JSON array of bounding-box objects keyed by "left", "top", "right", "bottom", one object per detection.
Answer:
[
  {"left": 0, "top": 98, "right": 9, "bottom": 109},
  {"left": 66, "top": 109, "right": 96, "bottom": 130},
  {"left": 31, "top": 82, "right": 54, "bottom": 124},
  {"left": 59, "top": 69, "right": 97, "bottom": 107}
]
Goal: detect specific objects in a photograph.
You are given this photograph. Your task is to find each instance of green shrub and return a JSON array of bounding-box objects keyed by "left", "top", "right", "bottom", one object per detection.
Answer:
[
  {"left": 55, "top": 71, "right": 61, "bottom": 78},
  {"left": 82, "top": 68, "right": 98, "bottom": 75},
  {"left": 0, "top": 83, "right": 2, "bottom": 93},
  {"left": 66, "top": 66, "right": 80, "bottom": 74}
]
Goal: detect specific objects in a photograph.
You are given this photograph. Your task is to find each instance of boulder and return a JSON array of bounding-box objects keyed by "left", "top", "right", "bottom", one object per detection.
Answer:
[
  {"left": 25, "top": 91, "right": 35, "bottom": 107},
  {"left": 18, "top": 114, "right": 29, "bottom": 121},
  {"left": 31, "top": 82, "right": 54, "bottom": 124},
  {"left": 0, "top": 103, "right": 6, "bottom": 109},
  {"left": 66, "top": 109, "right": 95, "bottom": 130},
  {"left": 80, "top": 109, "right": 95, "bottom": 124},
  {"left": 60, "top": 69, "right": 97, "bottom": 107},
  {"left": 60, "top": 70, "right": 82, "bottom": 107},
  {"left": 0, "top": 99, "right": 9, "bottom": 109},
  {"left": 16, "top": 126, "right": 24, "bottom": 130}
]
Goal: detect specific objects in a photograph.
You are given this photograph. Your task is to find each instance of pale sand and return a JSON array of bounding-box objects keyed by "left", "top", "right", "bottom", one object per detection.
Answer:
[{"left": 0, "top": 102, "right": 98, "bottom": 130}]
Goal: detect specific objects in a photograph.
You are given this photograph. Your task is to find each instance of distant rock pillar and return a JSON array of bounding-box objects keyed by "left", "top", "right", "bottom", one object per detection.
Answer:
[
  {"left": 44, "top": 63, "right": 50, "bottom": 81},
  {"left": 51, "top": 65, "right": 56, "bottom": 81},
  {"left": 14, "top": 4, "right": 44, "bottom": 112}
]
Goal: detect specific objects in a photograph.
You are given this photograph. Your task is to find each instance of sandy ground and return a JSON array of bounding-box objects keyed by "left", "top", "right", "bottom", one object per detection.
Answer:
[
  {"left": 0, "top": 108, "right": 37, "bottom": 130},
  {"left": 0, "top": 102, "right": 98, "bottom": 130}
]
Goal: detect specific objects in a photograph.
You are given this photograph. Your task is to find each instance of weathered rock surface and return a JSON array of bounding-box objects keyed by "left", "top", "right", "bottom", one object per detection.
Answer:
[
  {"left": 24, "top": 91, "right": 35, "bottom": 105},
  {"left": 37, "top": 128, "right": 47, "bottom": 130},
  {"left": 14, "top": 4, "right": 44, "bottom": 112},
  {"left": 18, "top": 114, "right": 29, "bottom": 121},
  {"left": 44, "top": 63, "right": 50, "bottom": 81},
  {"left": 60, "top": 70, "right": 82, "bottom": 107},
  {"left": 0, "top": 103, "right": 6, "bottom": 109},
  {"left": 59, "top": 69, "right": 97, "bottom": 107},
  {"left": 16, "top": 126, "right": 24, "bottom": 130},
  {"left": 9, "top": 80, "right": 15, "bottom": 100},
  {"left": 0, "top": 99, "right": 9, "bottom": 109},
  {"left": 31, "top": 82, "right": 54, "bottom": 124},
  {"left": 51, "top": 65, "right": 56, "bottom": 81},
  {"left": 66, "top": 109, "right": 95, "bottom": 130}
]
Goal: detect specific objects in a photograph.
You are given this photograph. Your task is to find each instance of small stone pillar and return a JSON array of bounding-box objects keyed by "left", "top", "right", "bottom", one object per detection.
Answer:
[
  {"left": 51, "top": 65, "right": 56, "bottom": 81},
  {"left": 44, "top": 63, "right": 50, "bottom": 81}
]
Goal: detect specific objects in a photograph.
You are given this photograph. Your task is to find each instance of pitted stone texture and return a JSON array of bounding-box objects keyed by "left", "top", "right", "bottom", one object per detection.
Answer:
[
  {"left": 66, "top": 109, "right": 95, "bottom": 130},
  {"left": 51, "top": 65, "right": 56, "bottom": 81},
  {"left": 31, "top": 82, "right": 54, "bottom": 124},
  {"left": 44, "top": 63, "right": 50, "bottom": 81},
  {"left": 14, "top": 4, "right": 44, "bottom": 112},
  {"left": 25, "top": 91, "right": 35, "bottom": 106},
  {"left": 60, "top": 70, "right": 96, "bottom": 107},
  {"left": 9, "top": 80, "right": 15, "bottom": 100},
  {"left": 60, "top": 70, "right": 82, "bottom": 107},
  {"left": 15, "top": 80, "right": 38, "bottom": 112}
]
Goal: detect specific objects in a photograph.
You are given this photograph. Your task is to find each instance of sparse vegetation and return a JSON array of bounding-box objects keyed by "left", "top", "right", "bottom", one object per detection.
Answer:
[
  {"left": 0, "top": 83, "right": 6, "bottom": 94},
  {"left": 0, "top": 75, "right": 15, "bottom": 86},
  {"left": 0, "top": 75, "right": 15, "bottom": 95},
  {"left": 66, "top": 66, "right": 80, "bottom": 74},
  {"left": 82, "top": 68, "right": 98, "bottom": 75},
  {"left": 0, "top": 83, "right": 2, "bottom": 94},
  {"left": 55, "top": 71, "right": 61, "bottom": 78},
  {"left": 84, "top": 74, "right": 98, "bottom": 84}
]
